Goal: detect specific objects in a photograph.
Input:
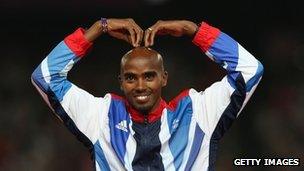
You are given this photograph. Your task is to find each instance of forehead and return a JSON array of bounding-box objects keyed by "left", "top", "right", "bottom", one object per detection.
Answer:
[{"left": 121, "top": 56, "right": 161, "bottom": 73}]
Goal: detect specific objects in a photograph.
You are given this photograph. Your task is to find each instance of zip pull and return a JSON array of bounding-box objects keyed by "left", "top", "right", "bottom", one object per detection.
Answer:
[{"left": 144, "top": 115, "right": 148, "bottom": 125}]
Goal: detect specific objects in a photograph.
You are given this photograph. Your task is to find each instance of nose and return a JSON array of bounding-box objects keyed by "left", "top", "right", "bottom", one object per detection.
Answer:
[{"left": 135, "top": 78, "right": 147, "bottom": 92}]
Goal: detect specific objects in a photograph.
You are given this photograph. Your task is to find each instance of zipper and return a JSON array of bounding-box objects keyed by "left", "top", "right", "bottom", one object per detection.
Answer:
[
  {"left": 144, "top": 115, "right": 148, "bottom": 125},
  {"left": 143, "top": 114, "right": 150, "bottom": 170}
]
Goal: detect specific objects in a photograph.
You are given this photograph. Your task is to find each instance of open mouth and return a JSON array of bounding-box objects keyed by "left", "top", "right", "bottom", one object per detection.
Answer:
[{"left": 134, "top": 94, "right": 150, "bottom": 103}]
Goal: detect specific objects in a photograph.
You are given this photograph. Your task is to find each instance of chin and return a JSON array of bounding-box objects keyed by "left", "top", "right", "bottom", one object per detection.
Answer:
[{"left": 133, "top": 104, "right": 153, "bottom": 113}]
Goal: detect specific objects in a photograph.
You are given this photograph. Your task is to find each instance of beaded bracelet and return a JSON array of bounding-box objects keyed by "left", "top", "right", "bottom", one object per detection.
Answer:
[{"left": 100, "top": 17, "right": 108, "bottom": 33}]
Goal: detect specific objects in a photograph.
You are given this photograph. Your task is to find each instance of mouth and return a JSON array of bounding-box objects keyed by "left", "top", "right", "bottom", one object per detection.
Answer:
[{"left": 134, "top": 94, "right": 151, "bottom": 103}]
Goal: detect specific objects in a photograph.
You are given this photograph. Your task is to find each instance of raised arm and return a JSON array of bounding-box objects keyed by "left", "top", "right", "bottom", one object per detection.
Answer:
[
  {"left": 145, "top": 20, "right": 263, "bottom": 137},
  {"left": 31, "top": 18, "right": 143, "bottom": 143}
]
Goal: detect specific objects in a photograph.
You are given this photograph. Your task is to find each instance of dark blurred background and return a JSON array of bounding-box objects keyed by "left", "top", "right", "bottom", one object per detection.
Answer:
[{"left": 0, "top": 0, "right": 303, "bottom": 170}]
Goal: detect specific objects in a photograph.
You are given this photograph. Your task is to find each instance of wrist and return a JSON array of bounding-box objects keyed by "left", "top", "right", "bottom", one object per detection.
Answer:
[
  {"left": 191, "top": 22, "right": 200, "bottom": 39},
  {"left": 100, "top": 17, "right": 108, "bottom": 33},
  {"left": 182, "top": 20, "right": 199, "bottom": 37},
  {"left": 84, "top": 20, "right": 104, "bottom": 42}
]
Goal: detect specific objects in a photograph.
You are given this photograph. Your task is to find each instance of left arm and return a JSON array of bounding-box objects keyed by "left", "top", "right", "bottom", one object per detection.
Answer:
[{"left": 144, "top": 20, "right": 264, "bottom": 136}]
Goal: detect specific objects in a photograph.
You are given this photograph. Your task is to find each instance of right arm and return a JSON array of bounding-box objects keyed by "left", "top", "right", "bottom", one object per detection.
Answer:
[{"left": 31, "top": 18, "right": 143, "bottom": 143}]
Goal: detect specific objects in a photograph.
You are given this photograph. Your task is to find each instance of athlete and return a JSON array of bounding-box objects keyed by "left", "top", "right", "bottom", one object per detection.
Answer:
[{"left": 31, "top": 18, "right": 263, "bottom": 171}]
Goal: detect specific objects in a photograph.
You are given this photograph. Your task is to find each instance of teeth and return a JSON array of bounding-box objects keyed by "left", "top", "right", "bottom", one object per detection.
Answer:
[{"left": 136, "top": 96, "right": 148, "bottom": 100}]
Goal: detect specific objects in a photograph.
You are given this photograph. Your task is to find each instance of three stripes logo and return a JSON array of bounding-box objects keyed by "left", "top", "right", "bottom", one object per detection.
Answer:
[{"left": 115, "top": 120, "right": 128, "bottom": 132}]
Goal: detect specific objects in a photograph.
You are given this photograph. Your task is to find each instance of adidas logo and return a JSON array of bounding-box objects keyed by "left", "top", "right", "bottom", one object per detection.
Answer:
[
  {"left": 115, "top": 120, "right": 128, "bottom": 132},
  {"left": 172, "top": 119, "right": 179, "bottom": 129}
]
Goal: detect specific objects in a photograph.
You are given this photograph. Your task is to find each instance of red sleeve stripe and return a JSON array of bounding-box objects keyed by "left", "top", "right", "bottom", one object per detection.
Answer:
[
  {"left": 168, "top": 89, "right": 190, "bottom": 110},
  {"left": 64, "top": 28, "right": 93, "bottom": 58},
  {"left": 110, "top": 93, "right": 125, "bottom": 101},
  {"left": 192, "top": 22, "right": 221, "bottom": 52}
]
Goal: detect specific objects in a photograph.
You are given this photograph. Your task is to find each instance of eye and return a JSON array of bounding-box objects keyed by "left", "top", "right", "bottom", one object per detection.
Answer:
[
  {"left": 145, "top": 73, "right": 156, "bottom": 81},
  {"left": 124, "top": 74, "right": 136, "bottom": 82}
]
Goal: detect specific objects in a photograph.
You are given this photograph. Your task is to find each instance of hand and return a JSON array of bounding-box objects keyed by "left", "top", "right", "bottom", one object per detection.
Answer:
[
  {"left": 107, "top": 18, "right": 143, "bottom": 47},
  {"left": 85, "top": 18, "right": 143, "bottom": 47},
  {"left": 144, "top": 20, "right": 198, "bottom": 46}
]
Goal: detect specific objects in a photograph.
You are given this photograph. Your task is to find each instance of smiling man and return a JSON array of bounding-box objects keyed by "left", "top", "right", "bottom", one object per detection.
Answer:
[
  {"left": 119, "top": 47, "right": 167, "bottom": 118},
  {"left": 31, "top": 18, "right": 263, "bottom": 171}
]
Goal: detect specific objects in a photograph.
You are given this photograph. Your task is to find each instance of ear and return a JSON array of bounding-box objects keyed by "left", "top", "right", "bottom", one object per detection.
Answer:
[
  {"left": 162, "top": 71, "right": 168, "bottom": 87},
  {"left": 118, "top": 75, "right": 123, "bottom": 91}
]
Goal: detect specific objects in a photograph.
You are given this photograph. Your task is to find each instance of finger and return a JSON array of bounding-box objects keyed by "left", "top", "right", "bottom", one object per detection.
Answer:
[
  {"left": 132, "top": 27, "right": 141, "bottom": 47},
  {"left": 149, "top": 25, "right": 160, "bottom": 46},
  {"left": 109, "top": 31, "right": 131, "bottom": 44},
  {"left": 144, "top": 27, "right": 152, "bottom": 46},
  {"left": 130, "top": 20, "right": 143, "bottom": 46},
  {"left": 126, "top": 27, "right": 136, "bottom": 47}
]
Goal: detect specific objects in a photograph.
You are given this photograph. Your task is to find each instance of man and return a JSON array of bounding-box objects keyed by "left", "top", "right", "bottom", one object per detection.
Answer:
[{"left": 31, "top": 18, "right": 263, "bottom": 171}]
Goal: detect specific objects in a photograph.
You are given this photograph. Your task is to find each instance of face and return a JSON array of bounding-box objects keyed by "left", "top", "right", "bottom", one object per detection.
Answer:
[{"left": 119, "top": 55, "right": 168, "bottom": 114}]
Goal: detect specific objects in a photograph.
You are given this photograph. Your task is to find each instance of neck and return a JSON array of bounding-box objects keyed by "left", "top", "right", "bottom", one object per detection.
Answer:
[
  {"left": 142, "top": 97, "right": 161, "bottom": 115},
  {"left": 127, "top": 98, "right": 167, "bottom": 123}
]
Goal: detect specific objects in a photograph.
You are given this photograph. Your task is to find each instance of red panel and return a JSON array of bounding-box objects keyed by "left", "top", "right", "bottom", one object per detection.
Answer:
[
  {"left": 192, "top": 22, "right": 221, "bottom": 52},
  {"left": 64, "top": 28, "right": 93, "bottom": 58}
]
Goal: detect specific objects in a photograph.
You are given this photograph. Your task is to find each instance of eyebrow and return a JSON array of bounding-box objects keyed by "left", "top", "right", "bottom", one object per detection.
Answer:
[
  {"left": 144, "top": 71, "right": 157, "bottom": 76},
  {"left": 123, "top": 72, "right": 136, "bottom": 77},
  {"left": 123, "top": 71, "right": 158, "bottom": 77}
]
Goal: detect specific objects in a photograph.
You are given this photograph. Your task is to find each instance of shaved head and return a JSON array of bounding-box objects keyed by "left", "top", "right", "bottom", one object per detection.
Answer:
[
  {"left": 120, "top": 47, "right": 164, "bottom": 73},
  {"left": 119, "top": 46, "right": 168, "bottom": 114}
]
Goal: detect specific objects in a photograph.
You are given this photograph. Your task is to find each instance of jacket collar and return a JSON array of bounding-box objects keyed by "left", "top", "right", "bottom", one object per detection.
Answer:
[{"left": 126, "top": 99, "right": 167, "bottom": 123}]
